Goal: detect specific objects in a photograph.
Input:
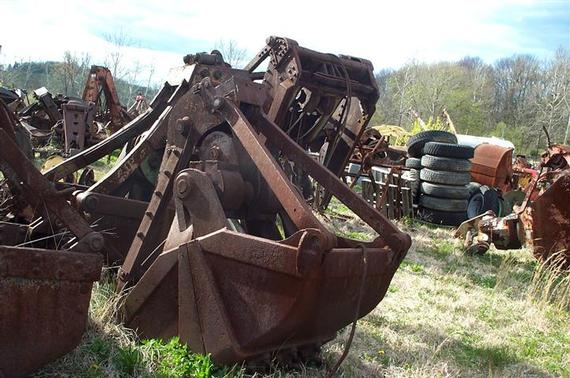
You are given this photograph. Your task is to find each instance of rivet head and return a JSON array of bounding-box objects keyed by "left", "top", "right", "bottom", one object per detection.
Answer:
[{"left": 213, "top": 97, "right": 223, "bottom": 109}]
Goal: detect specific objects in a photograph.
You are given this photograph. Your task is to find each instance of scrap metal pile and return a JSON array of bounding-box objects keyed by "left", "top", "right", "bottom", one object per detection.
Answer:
[
  {"left": 2, "top": 65, "right": 134, "bottom": 158},
  {"left": 353, "top": 119, "right": 569, "bottom": 268},
  {"left": 341, "top": 126, "right": 411, "bottom": 219},
  {"left": 455, "top": 143, "right": 570, "bottom": 267},
  {"left": 0, "top": 36, "right": 411, "bottom": 377}
]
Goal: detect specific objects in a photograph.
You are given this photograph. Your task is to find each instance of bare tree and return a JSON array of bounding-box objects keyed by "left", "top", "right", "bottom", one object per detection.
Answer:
[
  {"left": 103, "top": 29, "right": 138, "bottom": 81},
  {"left": 54, "top": 52, "right": 77, "bottom": 95},
  {"left": 214, "top": 39, "right": 248, "bottom": 68},
  {"left": 143, "top": 65, "right": 156, "bottom": 97},
  {"left": 394, "top": 63, "right": 414, "bottom": 125},
  {"left": 491, "top": 55, "right": 541, "bottom": 151},
  {"left": 52, "top": 51, "right": 92, "bottom": 96},
  {"left": 102, "top": 29, "right": 152, "bottom": 105},
  {"left": 534, "top": 49, "right": 570, "bottom": 144}
]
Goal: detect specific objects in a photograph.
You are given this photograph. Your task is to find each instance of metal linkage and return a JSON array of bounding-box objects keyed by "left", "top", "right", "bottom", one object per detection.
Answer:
[{"left": 0, "top": 37, "right": 412, "bottom": 374}]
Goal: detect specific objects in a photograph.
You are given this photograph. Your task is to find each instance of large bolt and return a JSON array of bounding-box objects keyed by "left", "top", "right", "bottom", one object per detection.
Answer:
[
  {"left": 84, "top": 194, "right": 99, "bottom": 211},
  {"left": 176, "top": 176, "right": 193, "bottom": 198},
  {"left": 176, "top": 116, "right": 191, "bottom": 136},
  {"left": 213, "top": 97, "right": 224, "bottom": 109},
  {"left": 88, "top": 233, "right": 104, "bottom": 252},
  {"left": 208, "top": 146, "right": 221, "bottom": 160}
]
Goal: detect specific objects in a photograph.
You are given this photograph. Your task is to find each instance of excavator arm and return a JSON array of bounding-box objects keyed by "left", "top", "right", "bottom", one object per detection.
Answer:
[{"left": 82, "top": 65, "right": 131, "bottom": 133}]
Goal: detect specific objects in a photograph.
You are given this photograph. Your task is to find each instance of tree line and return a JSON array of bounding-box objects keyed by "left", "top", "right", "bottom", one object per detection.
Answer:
[
  {"left": 372, "top": 49, "right": 570, "bottom": 155},
  {"left": 0, "top": 31, "right": 159, "bottom": 108},
  {"left": 0, "top": 53, "right": 158, "bottom": 109},
  {"left": 2, "top": 41, "right": 568, "bottom": 156}
]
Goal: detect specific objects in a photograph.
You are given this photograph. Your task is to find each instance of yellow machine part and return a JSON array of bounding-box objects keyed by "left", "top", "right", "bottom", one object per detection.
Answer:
[
  {"left": 41, "top": 155, "right": 76, "bottom": 182},
  {"left": 371, "top": 125, "right": 410, "bottom": 139}
]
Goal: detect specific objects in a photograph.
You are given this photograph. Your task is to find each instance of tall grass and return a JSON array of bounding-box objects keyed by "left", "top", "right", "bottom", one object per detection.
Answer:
[
  {"left": 527, "top": 255, "right": 570, "bottom": 311},
  {"left": 34, "top": 215, "right": 569, "bottom": 377},
  {"left": 34, "top": 270, "right": 241, "bottom": 378}
]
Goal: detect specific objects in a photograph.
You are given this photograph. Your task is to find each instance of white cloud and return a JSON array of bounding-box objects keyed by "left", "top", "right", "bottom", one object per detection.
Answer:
[{"left": 0, "top": 0, "right": 556, "bottom": 85}]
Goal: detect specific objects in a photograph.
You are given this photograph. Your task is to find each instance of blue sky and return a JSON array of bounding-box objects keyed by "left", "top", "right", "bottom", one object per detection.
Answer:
[{"left": 1, "top": 0, "right": 568, "bottom": 84}]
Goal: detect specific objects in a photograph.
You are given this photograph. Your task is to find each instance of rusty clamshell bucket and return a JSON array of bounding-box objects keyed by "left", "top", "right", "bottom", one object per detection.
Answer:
[
  {"left": 123, "top": 228, "right": 401, "bottom": 363},
  {"left": 0, "top": 247, "right": 102, "bottom": 377},
  {"left": 119, "top": 81, "right": 410, "bottom": 363}
]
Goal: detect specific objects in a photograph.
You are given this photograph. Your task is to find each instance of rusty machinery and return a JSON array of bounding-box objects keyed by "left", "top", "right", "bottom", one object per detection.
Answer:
[
  {"left": 0, "top": 36, "right": 411, "bottom": 376},
  {"left": 82, "top": 65, "right": 132, "bottom": 133},
  {"left": 456, "top": 150, "right": 570, "bottom": 268},
  {"left": 15, "top": 65, "right": 131, "bottom": 156},
  {"left": 347, "top": 127, "right": 407, "bottom": 178},
  {"left": 341, "top": 127, "right": 410, "bottom": 218},
  {"left": 0, "top": 98, "right": 104, "bottom": 376}
]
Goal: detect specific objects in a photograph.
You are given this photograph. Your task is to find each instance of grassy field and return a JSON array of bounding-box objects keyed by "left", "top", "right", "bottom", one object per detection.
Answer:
[{"left": 35, "top": 199, "right": 569, "bottom": 378}]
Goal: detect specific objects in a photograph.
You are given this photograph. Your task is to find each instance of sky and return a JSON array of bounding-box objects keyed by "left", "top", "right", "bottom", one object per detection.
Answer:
[{"left": 1, "top": 0, "right": 569, "bottom": 85}]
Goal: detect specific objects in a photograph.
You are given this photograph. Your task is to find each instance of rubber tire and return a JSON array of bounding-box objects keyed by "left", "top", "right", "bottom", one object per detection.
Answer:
[
  {"left": 466, "top": 186, "right": 500, "bottom": 218},
  {"left": 406, "top": 130, "right": 457, "bottom": 158},
  {"left": 421, "top": 155, "right": 472, "bottom": 172},
  {"left": 405, "top": 157, "right": 422, "bottom": 169},
  {"left": 409, "top": 168, "right": 420, "bottom": 197},
  {"left": 420, "top": 182, "right": 470, "bottom": 199},
  {"left": 420, "top": 168, "right": 471, "bottom": 186},
  {"left": 423, "top": 142, "right": 474, "bottom": 159},
  {"left": 467, "top": 192, "right": 484, "bottom": 218},
  {"left": 467, "top": 181, "right": 481, "bottom": 197},
  {"left": 419, "top": 194, "right": 468, "bottom": 212},
  {"left": 408, "top": 168, "right": 420, "bottom": 182},
  {"left": 418, "top": 207, "right": 468, "bottom": 226}
]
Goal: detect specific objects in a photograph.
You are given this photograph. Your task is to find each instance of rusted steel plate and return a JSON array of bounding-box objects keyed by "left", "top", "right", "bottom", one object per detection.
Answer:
[
  {"left": 519, "top": 174, "right": 570, "bottom": 267},
  {"left": 470, "top": 144, "right": 513, "bottom": 191},
  {"left": 0, "top": 247, "right": 102, "bottom": 377}
]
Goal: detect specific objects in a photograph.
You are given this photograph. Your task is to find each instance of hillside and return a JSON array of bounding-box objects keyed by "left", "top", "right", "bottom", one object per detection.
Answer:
[{"left": 0, "top": 61, "right": 158, "bottom": 107}]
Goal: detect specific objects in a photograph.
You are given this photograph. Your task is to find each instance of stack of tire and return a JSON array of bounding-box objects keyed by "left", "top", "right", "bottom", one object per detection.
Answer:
[
  {"left": 406, "top": 131, "right": 474, "bottom": 226},
  {"left": 419, "top": 142, "right": 474, "bottom": 226},
  {"left": 405, "top": 130, "right": 458, "bottom": 204}
]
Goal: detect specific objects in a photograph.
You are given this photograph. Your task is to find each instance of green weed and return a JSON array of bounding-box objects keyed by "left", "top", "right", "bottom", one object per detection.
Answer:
[{"left": 141, "top": 338, "right": 219, "bottom": 378}]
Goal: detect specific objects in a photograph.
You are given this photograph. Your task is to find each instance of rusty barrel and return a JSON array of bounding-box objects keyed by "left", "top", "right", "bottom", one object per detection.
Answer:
[
  {"left": 0, "top": 246, "right": 102, "bottom": 377},
  {"left": 123, "top": 229, "right": 402, "bottom": 363},
  {"left": 470, "top": 144, "right": 513, "bottom": 191}
]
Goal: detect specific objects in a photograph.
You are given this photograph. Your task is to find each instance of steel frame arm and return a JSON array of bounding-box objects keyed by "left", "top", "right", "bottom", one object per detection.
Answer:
[{"left": 214, "top": 96, "right": 410, "bottom": 255}]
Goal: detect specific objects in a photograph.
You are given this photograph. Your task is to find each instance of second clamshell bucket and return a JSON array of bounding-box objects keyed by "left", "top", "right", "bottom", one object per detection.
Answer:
[{"left": 0, "top": 246, "right": 102, "bottom": 377}]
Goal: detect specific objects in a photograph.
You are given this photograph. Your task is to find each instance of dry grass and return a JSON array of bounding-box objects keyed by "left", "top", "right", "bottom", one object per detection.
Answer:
[{"left": 35, "top": 199, "right": 569, "bottom": 377}]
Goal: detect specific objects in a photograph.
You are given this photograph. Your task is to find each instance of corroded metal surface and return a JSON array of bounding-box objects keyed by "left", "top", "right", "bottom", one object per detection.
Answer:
[
  {"left": 120, "top": 39, "right": 409, "bottom": 365},
  {"left": 0, "top": 99, "right": 105, "bottom": 376},
  {"left": 459, "top": 146, "right": 569, "bottom": 267},
  {"left": 519, "top": 174, "right": 570, "bottom": 267},
  {"left": 0, "top": 246, "right": 102, "bottom": 378},
  {"left": 470, "top": 144, "right": 513, "bottom": 191},
  {"left": 82, "top": 65, "right": 131, "bottom": 133},
  {"left": 0, "top": 36, "right": 410, "bottom": 373}
]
